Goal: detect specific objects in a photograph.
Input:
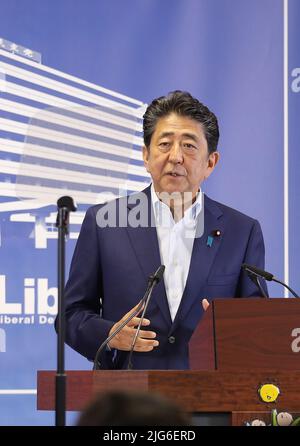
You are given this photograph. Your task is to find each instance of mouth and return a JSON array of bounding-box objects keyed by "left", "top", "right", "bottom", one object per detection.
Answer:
[{"left": 167, "top": 172, "right": 185, "bottom": 177}]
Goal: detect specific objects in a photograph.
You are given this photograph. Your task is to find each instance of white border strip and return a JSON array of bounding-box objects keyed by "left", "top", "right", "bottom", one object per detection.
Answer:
[
  {"left": 284, "top": 0, "right": 289, "bottom": 297},
  {"left": 0, "top": 389, "right": 37, "bottom": 395}
]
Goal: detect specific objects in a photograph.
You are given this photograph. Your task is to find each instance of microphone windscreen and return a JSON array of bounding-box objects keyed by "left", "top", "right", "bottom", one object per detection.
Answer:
[
  {"left": 242, "top": 263, "right": 273, "bottom": 281},
  {"left": 57, "top": 196, "right": 77, "bottom": 211},
  {"left": 153, "top": 265, "right": 165, "bottom": 283}
]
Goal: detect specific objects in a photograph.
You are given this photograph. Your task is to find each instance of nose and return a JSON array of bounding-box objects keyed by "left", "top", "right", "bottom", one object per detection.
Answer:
[{"left": 168, "top": 142, "right": 183, "bottom": 164}]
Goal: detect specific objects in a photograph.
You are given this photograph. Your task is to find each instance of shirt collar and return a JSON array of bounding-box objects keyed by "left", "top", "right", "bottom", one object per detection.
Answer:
[{"left": 150, "top": 183, "right": 203, "bottom": 222}]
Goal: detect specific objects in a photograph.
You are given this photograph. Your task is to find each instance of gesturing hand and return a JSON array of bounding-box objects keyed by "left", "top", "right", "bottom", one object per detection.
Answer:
[
  {"left": 202, "top": 299, "right": 210, "bottom": 311},
  {"left": 108, "top": 303, "right": 159, "bottom": 352}
]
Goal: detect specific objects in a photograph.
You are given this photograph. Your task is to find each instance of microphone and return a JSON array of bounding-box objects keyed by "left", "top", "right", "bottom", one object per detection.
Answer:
[
  {"left": 241, "top": 264, "right": 269, "bottom": 298},
  {"left": 93, "top": 265, "right": 165, "bottom": 371},
  {"left": 127, "top": 265, "right": 165, "bottom": 370},
  {"left": 242, "top": 264, "right": 273, "bottom": 281},
  {"left": 148, "top": 265, "right": 165, "bottom": 284},
  {"left": 56, "top": 196, "right": 77, "bottom": 234},
  {"left": 57, "top": 196, "right": 77, "bottom": 212},
  {"left": 242, "top": 263, "right": 299, "bottom": 298}
]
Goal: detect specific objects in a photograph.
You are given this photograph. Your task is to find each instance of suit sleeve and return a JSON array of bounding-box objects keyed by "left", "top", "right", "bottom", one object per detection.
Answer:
[
  {"left": 62, "top": 206, "right": 116, "bottom": 363},
  {"left": 236, "top": 219, "right": 269, "bottom": 297}
]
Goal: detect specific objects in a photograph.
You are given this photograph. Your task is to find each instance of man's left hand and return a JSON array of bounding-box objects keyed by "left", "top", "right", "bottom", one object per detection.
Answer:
[{"left": 202, "top": 299, "right": 210, "bottom": 311}]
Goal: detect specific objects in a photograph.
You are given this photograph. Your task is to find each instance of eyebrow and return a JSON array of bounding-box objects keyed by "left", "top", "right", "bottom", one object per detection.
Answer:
[{"left": 158, "top": 132, "right": 200, "bottom": 143}]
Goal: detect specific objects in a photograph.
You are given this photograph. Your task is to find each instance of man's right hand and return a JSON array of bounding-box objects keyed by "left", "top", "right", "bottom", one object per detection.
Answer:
[{"left": 108, "top": 303, "right": 159, "bottom": 352}]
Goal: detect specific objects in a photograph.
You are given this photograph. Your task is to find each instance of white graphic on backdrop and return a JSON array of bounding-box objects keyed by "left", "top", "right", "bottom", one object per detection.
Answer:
[
  {"left": 0, "top": 328, "right": 5, "bottom": 352},
  {"left": 0, "top": 37, "right": 41, "bottom": 63},
  {"left": 0, "top": 38, "right": 150, "bottom": 248}
]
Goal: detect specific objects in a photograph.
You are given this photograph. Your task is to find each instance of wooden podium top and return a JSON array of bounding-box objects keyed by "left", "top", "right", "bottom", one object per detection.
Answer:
[{"left": 38, "top": 369, "right": 300, "bottom": 413}]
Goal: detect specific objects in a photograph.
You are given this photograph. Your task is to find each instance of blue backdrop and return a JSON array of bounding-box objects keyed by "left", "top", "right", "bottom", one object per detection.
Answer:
[{"left": 0, "top": 0, "right": 298, "bottom": 425}]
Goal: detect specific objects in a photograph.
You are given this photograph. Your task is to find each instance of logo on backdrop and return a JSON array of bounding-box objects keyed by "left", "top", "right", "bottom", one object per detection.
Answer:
[
  {"left": 0, "top": 39, "right": 148, "bottom": 331},
  {"left": 0, "top": 37, "right": 149, "bottom": 249},
  {"left": 0, "top": 275, "right": 57, "bottom": 326}
]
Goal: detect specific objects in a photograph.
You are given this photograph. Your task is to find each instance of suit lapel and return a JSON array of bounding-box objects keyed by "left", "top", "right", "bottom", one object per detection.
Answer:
[
  {"left": 124, "top": 188, "right": 225, "bottom": 329},
  {"left": 171, "top": 194, "right": 225, "bottom": 330},
  {"left": 125, "top": 186, "right": 172, "bottom": 325}
]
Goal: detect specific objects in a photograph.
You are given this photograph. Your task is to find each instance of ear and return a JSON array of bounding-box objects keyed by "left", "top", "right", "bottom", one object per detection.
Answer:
[
  {"left": 142, "top": 145, "right": 150, "bottom": 172},
  {"left": 205, "top": 151, "right": 220, "bottom": 179}
]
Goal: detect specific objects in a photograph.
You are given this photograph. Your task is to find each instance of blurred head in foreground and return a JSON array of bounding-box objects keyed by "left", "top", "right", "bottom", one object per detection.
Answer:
[{"left": 77, "top": 390, "right": 191, "bottom": 426}]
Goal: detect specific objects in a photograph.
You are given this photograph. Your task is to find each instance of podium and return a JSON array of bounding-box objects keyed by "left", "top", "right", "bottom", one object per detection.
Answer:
[{"left": 38, "top": 299, "right": 300, "bottom": 426}]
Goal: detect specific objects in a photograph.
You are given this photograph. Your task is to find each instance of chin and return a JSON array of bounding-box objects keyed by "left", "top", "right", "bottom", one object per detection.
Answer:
[{"left": 159, "top": 178, "right": 187, "bottom": 192}]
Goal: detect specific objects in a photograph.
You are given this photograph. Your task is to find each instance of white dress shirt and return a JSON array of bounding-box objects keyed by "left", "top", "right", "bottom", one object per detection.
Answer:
[{"left": 151, "top": 184, "right": 203, "bottom": 321}]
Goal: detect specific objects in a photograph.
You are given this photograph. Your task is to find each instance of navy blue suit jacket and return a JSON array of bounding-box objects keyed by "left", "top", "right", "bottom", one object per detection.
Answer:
[{"left": 64, "top": 186, "right": 267, "bottom": 370}]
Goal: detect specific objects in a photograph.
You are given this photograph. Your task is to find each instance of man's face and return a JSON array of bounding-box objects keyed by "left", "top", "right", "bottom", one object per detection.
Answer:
[{"left": 143, "top": 113, "right": 219, "bottom": 197}]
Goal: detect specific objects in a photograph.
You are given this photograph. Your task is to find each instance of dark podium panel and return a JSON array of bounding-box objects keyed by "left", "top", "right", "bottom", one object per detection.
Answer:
[
  {"left": 189, "top": 298, "right": 300, "bottom": 371},
  {"left": 38, "top": 298, "right": 300, "bottom": 425}
]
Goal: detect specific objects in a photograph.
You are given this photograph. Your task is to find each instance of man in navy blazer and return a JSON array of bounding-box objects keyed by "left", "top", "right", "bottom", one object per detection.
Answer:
[{"left": 63, "top": 91, "right": 267, "bottom": 370}]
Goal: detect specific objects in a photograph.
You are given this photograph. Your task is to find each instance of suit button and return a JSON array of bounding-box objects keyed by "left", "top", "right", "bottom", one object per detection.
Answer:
[{"left": 168, "top": 336, "right": 176, "bottom": 344}]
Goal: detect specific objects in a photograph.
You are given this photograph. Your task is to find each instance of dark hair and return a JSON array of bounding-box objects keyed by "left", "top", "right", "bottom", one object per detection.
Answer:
[
  {"left": 143, "top": 90, "right": 219, "bottom": 154},
  {"left": 77, "top": 390, "right": 191, "bottom": 426}
]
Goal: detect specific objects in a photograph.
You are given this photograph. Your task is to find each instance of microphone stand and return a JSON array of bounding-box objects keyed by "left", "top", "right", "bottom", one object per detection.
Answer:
[
  {"left": 248, "top": 272, "right": 269, "bottom": 298},
  {"left": 93, "top": 266, "right": 165, "bottom": 371},
  {"left": 55, "top": 197, "right": 76, "bottom": 426},
  {"left": 92, "top": 297, "right": 146, "bottom": 371},
  {"left": 127, "top": 277, "right": 158, "bottom": 370}
]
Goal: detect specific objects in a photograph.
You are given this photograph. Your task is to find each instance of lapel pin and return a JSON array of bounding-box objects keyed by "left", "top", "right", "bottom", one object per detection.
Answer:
[
  {"left": 207, "top": 235, "right": 214, "bottom": 247},
  {"left": 207, "top": 230, "right": 221, "bottom": 247}
]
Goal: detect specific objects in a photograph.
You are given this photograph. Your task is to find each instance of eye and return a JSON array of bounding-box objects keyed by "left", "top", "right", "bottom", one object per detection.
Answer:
[
  {"left": 158, "top": 141, "right": 170, "bottom": 150},
  {"left": 183, "top": 143, "right": 197, "bottom": 150}
]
